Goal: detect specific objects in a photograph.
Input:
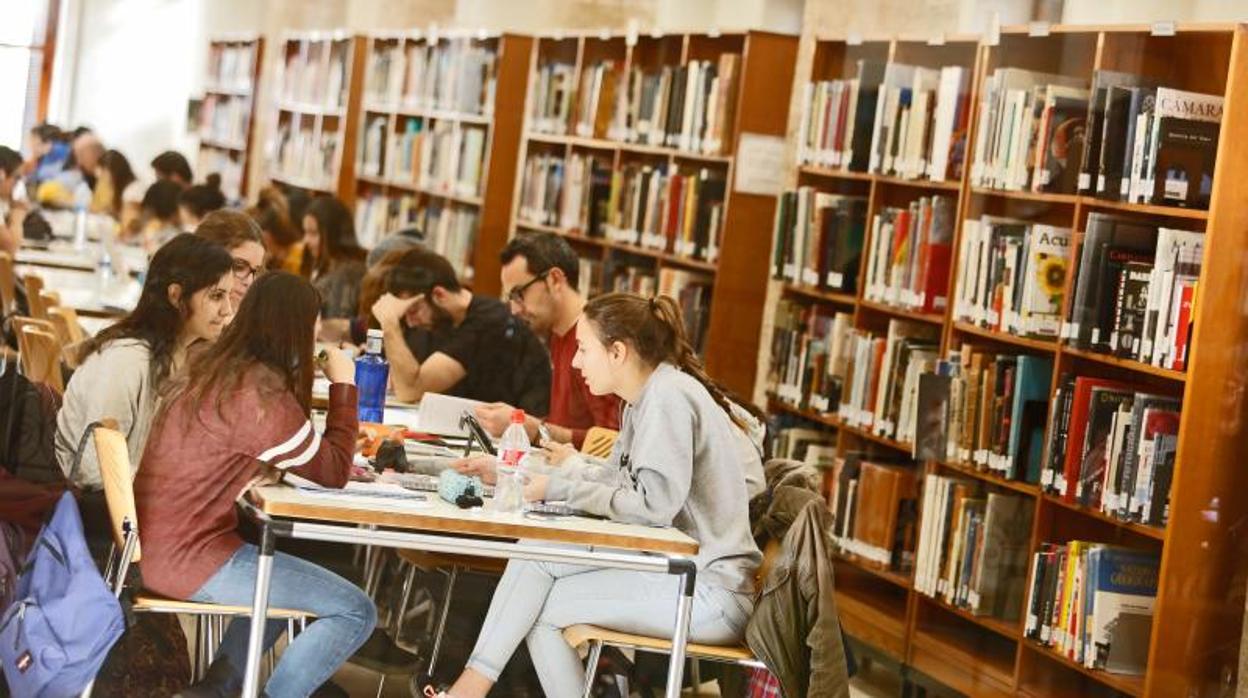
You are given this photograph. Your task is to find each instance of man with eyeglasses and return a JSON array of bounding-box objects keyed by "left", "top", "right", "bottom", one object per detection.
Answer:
[{"left": 472, "top": 233, "right": 621, "bottom": 449}]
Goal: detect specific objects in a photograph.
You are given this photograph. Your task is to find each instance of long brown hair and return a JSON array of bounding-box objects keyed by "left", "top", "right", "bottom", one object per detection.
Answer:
[
  {"left": 164, "top": 272, "right": 322, "bottom": 423},
  {"left": 302, "top": 195, "right": 366, "bottom": 277},
  {"left": 583, "top": 293, "right": 758, "bottom": 430},
  {"left": 196, "top": 209, "right": 263, "bottom": 251}
]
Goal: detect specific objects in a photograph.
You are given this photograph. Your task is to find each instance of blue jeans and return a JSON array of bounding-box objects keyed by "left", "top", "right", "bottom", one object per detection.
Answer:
[{"left": 189, "top": 544, "right": 378, "bottom": 698}]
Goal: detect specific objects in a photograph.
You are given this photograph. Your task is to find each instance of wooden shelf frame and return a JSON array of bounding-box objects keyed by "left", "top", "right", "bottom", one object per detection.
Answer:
[
  {"left": 199, "top": 35, "right": 264, "bottom": 200},
  {"left": 509, "top": 30, "right": 800, "bottom": 396},
  {"left": 760, "top": 24, "right": 1248, "bottom": 698}
]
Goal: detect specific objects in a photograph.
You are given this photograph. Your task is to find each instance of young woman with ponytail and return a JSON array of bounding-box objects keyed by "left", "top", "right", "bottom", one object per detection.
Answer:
[{"left": 435, "top": 292, "right": 763, "bottom": 698}]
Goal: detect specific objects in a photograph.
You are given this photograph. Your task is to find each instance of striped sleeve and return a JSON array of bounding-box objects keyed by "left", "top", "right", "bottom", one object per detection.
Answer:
[
  {"left": 256, "top": 419, "right": 323, "bottom": 470},
  {"left": 249, "top": 383, "right": 359, "bottom": 488}
]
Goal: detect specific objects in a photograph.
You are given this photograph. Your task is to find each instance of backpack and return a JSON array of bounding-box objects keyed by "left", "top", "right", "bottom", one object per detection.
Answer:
[
  {"left": 0, "top": 366, "right": 63, "bottom": 485},
  {"left": 0, "top": 522, "right": 26, "bottom": 613},
  {"left": 0, "top": 491, "right": 124, "bottom": 697}
]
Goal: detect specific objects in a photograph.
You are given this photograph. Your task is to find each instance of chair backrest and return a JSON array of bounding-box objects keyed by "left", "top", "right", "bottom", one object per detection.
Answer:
[
  {"left": 19, "top": 325, "right": 63, "bottom": 393},
  {"left": 39, "top": 290, "right": 61, "bottom": 313},
  {"left": 581, "top": 427, "right": 619, "bottom": 458},
  {"left": 23, "top": 274, "right": 47, "bottom": 319},
  {"left": 92, "top": 420, "right": 140, "bottom": 562},
  {"left": 48, "top": 306, "right": 86, "bottom": 345},
  {"left": 0, "top": 251, "right": 14, "bottom": 315}
]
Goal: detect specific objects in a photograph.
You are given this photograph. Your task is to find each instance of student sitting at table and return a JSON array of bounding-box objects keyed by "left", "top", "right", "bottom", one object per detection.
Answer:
[
  {"left": 248, "top": 185, "right": 303, "bottom": 274},
  {"left": 92, "top": 149, "right": 143, "bottom": 234},
  {"left": 302, "top": 194, "right": 367, "bottom": 319},
  {"left": 196, "top": 209, "right": 266, "bottom": 311},
  {"left": 178, "top": 174, "right": 226, "bottom": 232},
  {"left": 371, "top": 246, "right": 551, "bottom": 413},
  {"left": 0, "top": 145, "right": 26, "bottom": 256},
  {"left": 435, "top": 292, "right": 761, "bottom": 698},
  {"left": 133, "top": 272, "right": 376, "bottom": 698},
  {"left": 151, "top": 150, "right": 193, "bottom": 189},
  {"left": 473, "top": 233, "right": 620, "bottom": 449},
  {"left": 23, "top": 123, "right": 71, "bottom": 189},
  {"left": 139, "top": 179, "right": 183, "bottom": 251},
  {"left": 55, "top": 233, "right": 234, "bottom": 489}
]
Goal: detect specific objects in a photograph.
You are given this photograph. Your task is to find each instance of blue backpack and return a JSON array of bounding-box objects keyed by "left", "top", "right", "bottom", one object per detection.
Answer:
[{"left": 0, "top": 491, "right": 124, "bottom": 697}]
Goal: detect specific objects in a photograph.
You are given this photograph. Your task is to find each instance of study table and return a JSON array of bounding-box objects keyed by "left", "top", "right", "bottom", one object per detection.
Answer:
[
  {"left": 239, "top": 485, "right": 700, "bottom": 698},
  {"left": 17, "top": 240, "right": 148, "bottom": 276},
  {"left": 15, "top": 264, "right": 141, "bottom": 316}
]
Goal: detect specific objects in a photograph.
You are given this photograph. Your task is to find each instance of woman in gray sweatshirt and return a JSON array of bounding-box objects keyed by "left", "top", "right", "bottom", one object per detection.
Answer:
[{"left": 435, "top": 293, "right": 763, "bottom": 698}]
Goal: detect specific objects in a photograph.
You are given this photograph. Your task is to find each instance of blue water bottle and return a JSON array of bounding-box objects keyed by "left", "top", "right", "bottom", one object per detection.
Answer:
[{"left": 355, "top": 329, "right": 389, "bottom": 423}]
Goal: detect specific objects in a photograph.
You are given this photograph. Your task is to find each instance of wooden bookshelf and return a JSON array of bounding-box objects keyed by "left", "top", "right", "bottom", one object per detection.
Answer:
[
  {"left": 198, "top": 34, "right": 263, "bottom": 201},
  {"left": 268, "top": 31, "right": 366, "bottom": 206},
  {"left": 508, "top": 30, "right": 799, "bottom": 396},
  {"left": 762, "top": 24, "right": 1248, "bottom": 698},
  {"left": 352, "top": 31, "right": 532, "bottom": 293}
]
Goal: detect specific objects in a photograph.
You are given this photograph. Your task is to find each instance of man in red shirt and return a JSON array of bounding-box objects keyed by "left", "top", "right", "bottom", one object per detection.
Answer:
[{"left": 474, "top": 233, "right": 620, "bottom": 448}]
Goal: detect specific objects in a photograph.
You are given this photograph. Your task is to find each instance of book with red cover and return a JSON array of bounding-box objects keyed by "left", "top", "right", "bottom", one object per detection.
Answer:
[
  {"left": 1061, "top": 375, "right": 1133, "bottom": 502},
  {"left": 1171, "top": 281, "right": 1196, "bottom": 371}
]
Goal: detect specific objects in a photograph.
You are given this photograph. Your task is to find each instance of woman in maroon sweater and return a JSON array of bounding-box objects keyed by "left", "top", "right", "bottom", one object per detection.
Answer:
[{"left": 134, "top": 272, "right": 376, "bottom": 698}]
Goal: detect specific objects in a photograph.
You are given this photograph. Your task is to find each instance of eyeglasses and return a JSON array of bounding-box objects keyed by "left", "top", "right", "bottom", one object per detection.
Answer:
[
  {"left": 507, "top": 271, "right": 549, "bottom": 306},
  {"left": 231, "top": 257, "right": 264, "bottom": 282}
]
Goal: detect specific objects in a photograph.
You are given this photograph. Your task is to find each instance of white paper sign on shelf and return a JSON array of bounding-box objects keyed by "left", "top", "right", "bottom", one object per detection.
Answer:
[
  {"left": 1151, "top": 20, "right": 1176, "bottom": 37},
  {"left": 733, "top": 132, "right": 787, "bottom": 197}
]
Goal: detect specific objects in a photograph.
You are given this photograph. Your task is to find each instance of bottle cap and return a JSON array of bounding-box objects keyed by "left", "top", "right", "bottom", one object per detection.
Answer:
[
  {"left": 367, "top": 328, "right": 384, "bottom": 339},
  {"left": 511, "top": 408, "right": 525, "bottom": 424}
]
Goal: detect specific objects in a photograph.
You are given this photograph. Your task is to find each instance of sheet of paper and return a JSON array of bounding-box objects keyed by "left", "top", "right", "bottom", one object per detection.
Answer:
[
  {"left": 733, "top": 132, "right": 787, "bottom": 196},
  {"left": 416, "top": 392, "right": 486, "bottom": 436}
]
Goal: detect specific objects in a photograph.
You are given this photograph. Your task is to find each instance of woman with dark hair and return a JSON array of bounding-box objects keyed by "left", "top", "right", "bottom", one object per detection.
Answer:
[
  {"left": 133, "top": 272, "right": 376, "bottom": 698},
  {"left": 140, "top": 179, "right": 183, "bottom": 250},
  {"left": 151, "top": 150, "right": 193, "bottom": 188},
  {"left": 196, "top": 209, "right": 266, "bottom": 310},
  {"left": 247, "top": 185, "right": 303, "bottom": 274},
  {"left": 54, "top": 233, "right": 235, "bottom": 489},
  {"left": 178, "top": 173, "right": 227, "bottom": 231},
  {"left": 92, "top": 149, "right": 141, "bottom": 231},
  {"left": 437, "top": 292, "right": 762, "bottom": 698},
  {"left": 302, "top": 194, "right": 367, "bottom": 318}
]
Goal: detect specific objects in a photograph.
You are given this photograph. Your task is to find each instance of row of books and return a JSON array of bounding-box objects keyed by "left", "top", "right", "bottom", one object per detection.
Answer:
[
  {"left": 364, "top": 38, "right": 498, "bottom": 116},
  {"left": 1065, "top": 215, "right": 1202, "bottom": 370},
  {"left": 354, "top": 195, "right": 480, "bottom": 277},
  {"left": 199, "top": 94, "right": 251, "bottom": 147},
  {"left": 952, "top": 218, "right": 1071, "bottom": 339},
  {"left": 576, "top": 257, "right": 603, "bottom": 299},
  {"left": 517, "top": 154, "right": 726, "bottom": 263},
  {"left": 827, "top": 454, "right": 919, "bottom": 572},
  {"left": 281, "top": 39, "right": 350, "bottom": 109},
  {"left": 658, "top": 268, "right": 713, "bottom": 352},
  {"left": 206, "top": 43, "right": 256, "bottom": 91},
  {"left": 838, "top": 319, "right": 940, "bottom": 444},
  {"left": 529, "top": 54, "right": 741, "bottom": 156},
  {"left": 195, "top": 149, "right": 244, "bottom": 203},
  {"left": 914, "top": 479, "right": 1033, "bottom": 620},
  {"left": 359, "top": 117, "right": 487, "bottom": 199},
  {"left": 1042, "top": 378, "right": 1181, "bottom": 525},
  {"left": 767, "top": 302, "right": 852, "bottom": 413},
  {"left": 771, "top": 189, "right": 865, "bottom": 294},
  {"left": 1024, "top": 542, "right": 1159, "bottom": 675},
  {"left": 862, "top": 194, "right": 954, "bottom": 315},
  {"left": 273, "top": 124, "right": 339, "bottom": 190},
  {"left": 796, "top": 61, "right": 970, "bottom": 183},
  {"left": 969, "top": 67, "right": 1223, "bottom": 209}
]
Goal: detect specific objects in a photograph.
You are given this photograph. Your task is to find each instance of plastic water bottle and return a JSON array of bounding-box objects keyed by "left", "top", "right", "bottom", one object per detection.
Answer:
[
  {"left": 355, "top": 329, "right": 389, "bottom": 423},
  {"left": 494, "top": 409, "right": 530, "bottom": 513},
  {"left": 72, "top": 182, "right": 91, "bottom": 251}
]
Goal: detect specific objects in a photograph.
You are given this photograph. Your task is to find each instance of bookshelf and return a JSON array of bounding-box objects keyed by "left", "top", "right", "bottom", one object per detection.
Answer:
[
  {"left": 763, "top": 24, "right": 1248, "bottom": 698},
  {"left": 199, "top": 33, "right": 263, "bottom": 202},
  {"left": 267, "top": 31, "right": 366, "bottom": 206},
  {"left": 509, "top": 30, "right": 799, "bottom": 395},
  {"left": 352, "top": 30, "right": 532, "bottom": 293}
]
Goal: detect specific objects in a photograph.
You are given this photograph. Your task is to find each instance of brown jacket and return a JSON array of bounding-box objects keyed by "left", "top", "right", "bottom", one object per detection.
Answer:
[{"left": 745, "top": 461, "right": 850, "bottom": 698}]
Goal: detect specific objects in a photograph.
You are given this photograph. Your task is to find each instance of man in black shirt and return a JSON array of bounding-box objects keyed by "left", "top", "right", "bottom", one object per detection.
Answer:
[{"left": 371, "top": 247, "right": 550, "bottom": 415}]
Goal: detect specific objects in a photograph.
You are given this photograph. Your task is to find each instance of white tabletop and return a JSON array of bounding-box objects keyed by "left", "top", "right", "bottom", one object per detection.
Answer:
[
  {"left": 16, "top": 264, "right": 141, "bottom": 315},
  {"left": 18, "top": 240, "right": 148, "bottom": 276}
]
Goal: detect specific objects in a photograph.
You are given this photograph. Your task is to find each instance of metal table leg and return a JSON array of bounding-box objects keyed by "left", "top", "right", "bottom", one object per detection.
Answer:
[
  {"left": 663, "top": 558, "right": 697, "bottom": 698},
  {"left": 241, "top": 522, "right": 277, "bottom": 698}
]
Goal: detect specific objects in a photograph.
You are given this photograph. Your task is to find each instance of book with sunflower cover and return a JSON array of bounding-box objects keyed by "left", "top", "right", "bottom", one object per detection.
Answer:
[{"left": 1019, "top": 224, "right": 1071, "bottom": 338}]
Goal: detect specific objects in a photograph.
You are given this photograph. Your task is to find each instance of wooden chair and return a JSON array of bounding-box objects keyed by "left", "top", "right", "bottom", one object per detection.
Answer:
[
  {"left": 18, "top": 325, "right": 63, "bottom": 393},
  {"left": 89, "top": 420, "right": 314, "bottom": 689},
  {"left": 0, "top": 251, "right": 15, "bottom": 315},
  {"left": 563, "top": 540, "right": 782, "bottom": 696},
  {"left": 47, "top": 306, "right": 88, "bottom": 368},
  {"left": 581, "top": 427, "right": 619, "bottom": 459},
  {"left": 39, "top": 290, "right": 61, "bottom": 314},
  {"left": 23, "top": 274, "right": 47, "bottom": 319}
]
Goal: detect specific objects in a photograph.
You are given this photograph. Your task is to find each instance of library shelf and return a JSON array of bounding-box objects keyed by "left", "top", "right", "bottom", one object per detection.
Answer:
[
  {"left": 833, "top": 551, "right": 913, "bottom": 590},
  {"left": 916, "top": 593, "right": 1022, "bottom": 641},
  {"left": 269, "top": 173, "right": 335, "bottom": 195},
  {"left": 199, "top": 35, "right": 263, "bottom": 199},
  {"left": 276, "top": 100, "right": 348, "bottom": 117},
  {"left": 970, "top": 187, "right": 1080, "bottom": 206},
  {"left": 198, "top": 136, "right": 247, "bottom": 152},
  {"left": 1022, "top": 640, "right": 1144, "bottom": 697},
  {"left": 356, "top": 173, "right": 485, "bottom": 207},
  {"left": 780, "top": 281, "right": 858, "bottom": 307},
  {"left": 833, "top": 582, "right": 910, "bottom": 661},
  {"left": 1060, "top": 345, "right": 1187, "bottom": 384},
  {"left": 1040, "top": 493, "right": 1167, "bottom": 542},
  {"left": 1076, "top": 195, "right": 1210, "bottom": 222},
  {"left": 858, "top": 298, "right": 945, "bottom": 326},
  {"left": 873, "top": 173, "right": 963, "bottom": 191},
  {"left": 761, "top": 24, "right": 1248, "bottom": 697},
  {"left": 952, "top": 321, "right": 1059, "bottom": 353},
  {"left": 521, "top": 131, "right": 734, "bottom": 163},
  {"left": 936, "top": 459, "right": 1042, "bottom": 498},
  {"left": 768, "top": 394, "right": 915, "bottom": 454},
  {"left": 204, "top": 83, "right": 252, "bottom": 97}
]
